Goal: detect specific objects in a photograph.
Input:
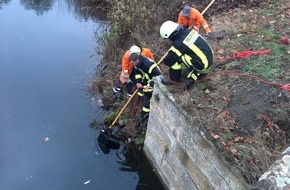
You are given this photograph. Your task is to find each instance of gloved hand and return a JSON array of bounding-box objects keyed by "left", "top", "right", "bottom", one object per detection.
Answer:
[
  {"left": 125, "top": 78, "right": 132, "bottom": 84},
  {"left": 142, "top": 80, "right": 154, "bottom": 90},
  {"left": 120, "top": 72, "right": 129, "bottom": 84},
  {"left": 136, "top": 83, "right": 143, "bottom": 89},
  {"left": 204, "top": 26, "right": 211, "bottom": 34}
]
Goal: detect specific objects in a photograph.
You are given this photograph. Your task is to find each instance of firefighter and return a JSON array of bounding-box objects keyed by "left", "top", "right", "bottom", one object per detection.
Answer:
[
  {"left": 129, "top": 53, "right": 161, "bottom": 122},
  {"left": 177, "top": 5, "right": 211, "bottom": 34},
  {"left": 159, "top": 20, "right": 213, "bottom": 90},
  {"left": 113, "top": 45, "right": 154, "bottom": 98}
]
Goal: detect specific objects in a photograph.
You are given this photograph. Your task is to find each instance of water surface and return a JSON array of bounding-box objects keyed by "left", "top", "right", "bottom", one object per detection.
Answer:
[{"left": 0, "top": 1, "right": 164, "bottom": 189}]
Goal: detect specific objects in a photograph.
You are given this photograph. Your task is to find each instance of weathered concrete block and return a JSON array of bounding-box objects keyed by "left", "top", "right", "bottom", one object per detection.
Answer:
[
  {"left": 251, "top": 146, "right": 290, "bottom": 190},
  {"left": 144, "top": 79, "right": 249, "bottom": 190}
]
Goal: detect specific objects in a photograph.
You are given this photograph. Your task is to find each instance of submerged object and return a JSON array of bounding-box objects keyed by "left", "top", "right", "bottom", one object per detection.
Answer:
[{"left": 97, "top": 129, "right": 120, "bottom": 154}]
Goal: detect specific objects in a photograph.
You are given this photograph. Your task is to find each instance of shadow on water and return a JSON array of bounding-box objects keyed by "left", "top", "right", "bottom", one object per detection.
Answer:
[
  {"left": 94, "top": 131, "right": 166, "bottom": 190},
  {"left": 118, "top": 143, "right": 166, "bottom": 190}
]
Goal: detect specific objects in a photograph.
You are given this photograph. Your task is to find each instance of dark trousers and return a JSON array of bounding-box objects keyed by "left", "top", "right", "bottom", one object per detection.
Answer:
[
  {"left": 169, "top": 67, "right": 181, "bottom": 82},
  {"left": 140, "top": 91, "right": 152, "bottom": 117}
]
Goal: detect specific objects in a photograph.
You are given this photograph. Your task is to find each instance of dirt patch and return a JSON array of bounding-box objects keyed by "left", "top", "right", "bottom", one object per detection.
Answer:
[{"left": 228, "top": 79, "right": 289, "bottom": 130}]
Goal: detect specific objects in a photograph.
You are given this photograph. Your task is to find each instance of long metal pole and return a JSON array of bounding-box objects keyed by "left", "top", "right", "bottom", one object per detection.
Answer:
[{"left": 201, "top": 0, "right": 216, "bottom": 15}]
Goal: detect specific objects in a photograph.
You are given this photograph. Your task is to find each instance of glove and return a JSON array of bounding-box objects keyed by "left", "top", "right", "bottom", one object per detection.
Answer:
[
  {"left": 120, "top": 72, "right": 129, "bottom": 84},
  {"left": 125, "top": 78, "right": 132, "bottom": 84},
  {"left": 204, "top": 26, "right": 211, "bottom": 34},
  {"left": 143, "top": 80, "right": 154, "bottom": 90},
  {"left": 136, "top": 83, "right": 143, "bottom": 89}
]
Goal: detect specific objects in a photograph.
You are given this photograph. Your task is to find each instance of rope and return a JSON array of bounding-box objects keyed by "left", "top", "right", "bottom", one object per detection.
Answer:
[
  {"left": 232, "top": 49, "right": 271, "bottom": 59},
  {"left": 215, "top": 49, "right": 271, "bottom": 62},
  {"left": 216, "top": 71, "right": 290, "bottom": 91}
]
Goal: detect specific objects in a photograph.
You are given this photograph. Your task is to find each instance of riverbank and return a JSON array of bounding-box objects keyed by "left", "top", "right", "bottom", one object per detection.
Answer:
[{"left": 88, "top": 0, "right": 290, "bottom": 185}]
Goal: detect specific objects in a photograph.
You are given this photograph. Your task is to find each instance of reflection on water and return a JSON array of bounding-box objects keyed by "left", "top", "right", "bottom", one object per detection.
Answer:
[
  {"left": 116, "top": 146, "right": 165, "bottom": 190},
  {"left": 0, "top": 0, "right": 165, "bottom": 189},
  {"left": 0, "top": 0, "right": 11, "bottom": 9},
  {"left": 1, "top": 0, "right": 108, "bottom": 21},
  {"left": 20, "top": 0, "right": 53, "bottom": 15}
]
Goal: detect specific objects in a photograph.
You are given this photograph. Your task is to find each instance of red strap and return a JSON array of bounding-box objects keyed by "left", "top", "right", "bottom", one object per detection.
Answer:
[
  {"left": 281, "top": 84, "right": 290, "bottom": 91},
  {"left": 232, "top": 49, "right": 271, "bottom": 59}
]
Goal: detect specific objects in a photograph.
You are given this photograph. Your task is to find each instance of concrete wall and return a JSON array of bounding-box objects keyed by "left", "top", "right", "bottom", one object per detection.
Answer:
[
  {"left": 143, "top": 78, "right": 249, "bottom": 190},
  {"left": 251, "top": 146, "right": 290, "bottom": 190}
]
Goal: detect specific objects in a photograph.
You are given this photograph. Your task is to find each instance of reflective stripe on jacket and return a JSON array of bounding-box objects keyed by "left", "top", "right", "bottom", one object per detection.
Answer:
[
  {"left": 134, "top": 56, "right": 161, "bottom": 89},
  {"left": 164, "top": 28, "right": 213, "bottom": 73}
]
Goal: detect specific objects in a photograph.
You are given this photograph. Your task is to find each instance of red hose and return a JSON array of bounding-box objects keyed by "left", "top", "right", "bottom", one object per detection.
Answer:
[{"left": 219, "top": 71, "right": 290, "bottom": 91}]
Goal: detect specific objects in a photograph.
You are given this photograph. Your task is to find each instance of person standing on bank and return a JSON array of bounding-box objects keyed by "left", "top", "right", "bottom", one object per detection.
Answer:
[
  {"left": 129, "top": 53, "right": 161, "bottom": 122},
  {"left": 159, "top": 20, "right": 213, "bottom": 90},
  {"left": 177, "top": 5, "right": 211, "bottom": 34},
  {"left": 113, "top": 45, "right": 154, "bottom": 98}
]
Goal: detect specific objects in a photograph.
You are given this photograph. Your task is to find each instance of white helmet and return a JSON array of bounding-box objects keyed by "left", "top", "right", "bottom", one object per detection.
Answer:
[
  {"left": 129, "top": 45, "right": 141, "bottom": 55},
  {"left": 160, "top": 20, "right": 180, "bottom": 39}
]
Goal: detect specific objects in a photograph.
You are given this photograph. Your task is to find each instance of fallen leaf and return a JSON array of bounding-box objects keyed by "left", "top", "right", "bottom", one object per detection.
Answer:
[
  {"left": 221, "top": 140, "right": 227, "bottom": 146},
  {"left": 231, "top": 149, "right": 238, "bottom": 154},
  {"left": 197, "top": 104, "right": 202, "bottom": 108},
  {"left": 244, "top": 138, "right": 254, "bottom": 144},
  {"left": 234, "top": 136, "right": 243, "bottom": 142},
  {"left": 217, "top": 49, "right": 225, "bottom": 54},
  {"left": 213, "top": 134, "right": 219, "bottom": 139},
  {"left": 205, "top": 89, "right": 210, "bottom": 94}
]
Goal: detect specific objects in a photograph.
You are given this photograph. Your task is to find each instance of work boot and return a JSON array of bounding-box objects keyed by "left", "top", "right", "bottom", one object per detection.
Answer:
[
  {"left": 184, "top": 79, "right": 195, "bottom": 90},
  {"left": 197, "top": 73, "right": 207, "bottom": 80},
  {"left": 139, "top": 112, "right": 149, "bottom": 123},
  {"left": 113, "top": 80, "right": 123, "bottom": 93},
  {"left": 161, "top": 76, "right": 170, "bottom": 85},
  {"left": 126, "top": 93, "right": 132, "bottom": 99},
  {"left": 113, "top": 87, "right": 121, "bottom": 93}
]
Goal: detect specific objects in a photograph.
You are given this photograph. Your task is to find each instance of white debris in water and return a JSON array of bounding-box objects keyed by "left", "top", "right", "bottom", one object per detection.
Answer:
[
  {"left": 84, "top": 180, "right": 91, "bottom": 184},
  {"left": 44, "top": 137, "right": 49, "bottom": 142},
  {"left": 98, "top": 100, "right": 104, "bottom": 108}
]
